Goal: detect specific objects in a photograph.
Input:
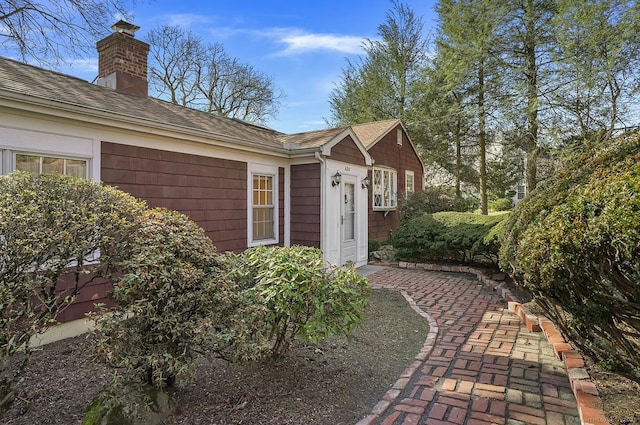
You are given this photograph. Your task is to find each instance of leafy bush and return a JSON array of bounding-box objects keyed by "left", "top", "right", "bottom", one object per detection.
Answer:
[
  {"left": 226, "top": 245, "right": 370, "bottom": 357},
  {"left": 0, "top": 172, "right": 145, "bottom": 414},
  {"left": 368, "top": 239, "right": 381, "bottom": 253},
  {"left": 393, "top": 211, "right": 508, "bottom": 264},
  {"left": 398, "top": 187, "right": 478, "bottom": 221},
  {"left": 500, "top": 132, "right": 640, "bottom": 382},
  {"left": 91, "top": 208, "right": 255, "bottom": 390},
  {"left": 488, "top": 198, "right": 513, "bottom": 212}
]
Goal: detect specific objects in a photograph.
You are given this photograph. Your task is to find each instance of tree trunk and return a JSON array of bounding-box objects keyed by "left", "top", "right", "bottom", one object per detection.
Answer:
[
  {"left": 455, "top": 118, "right": 462, "bottom": 198},
  {"left": 524, "top": 0, "right": 539, "bottom": 193},
  {"left": 478, "top": 59, "right": 488, "bottom": 215}
]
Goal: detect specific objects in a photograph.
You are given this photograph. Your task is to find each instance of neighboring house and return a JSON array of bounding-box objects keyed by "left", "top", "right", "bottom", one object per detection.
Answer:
[
  {"left": 511, "top": 153, "right": 563, "bottom": 205},
  {"left": 0, "top": 23, "right": 421, "bottom": 321}
]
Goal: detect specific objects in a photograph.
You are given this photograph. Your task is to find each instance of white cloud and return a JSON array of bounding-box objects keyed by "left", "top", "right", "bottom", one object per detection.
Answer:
[
  {"left": 237, "top": 27, "right": 367, "bottom": 56},
  {"left": 279, "top": 32, "right": 365, "bottom": 55}
]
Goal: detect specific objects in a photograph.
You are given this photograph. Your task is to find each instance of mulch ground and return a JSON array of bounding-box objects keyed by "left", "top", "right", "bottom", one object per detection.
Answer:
[{"left": 3, "top": 289, "right": 429, "bottom": 425}]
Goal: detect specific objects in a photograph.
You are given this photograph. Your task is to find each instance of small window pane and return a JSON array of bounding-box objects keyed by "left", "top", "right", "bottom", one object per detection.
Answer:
[
  {"left": 65, "top": 159, "right": 86, "bottom": 178},
  {"left": 253, "top": 207, "right": 274, "bottom": 240},
  {"left": 42, "top": 157, "right": 64, "bottom": 174},
  {"left": 16, "top": 154, "right": 39, "bottom": 173}
]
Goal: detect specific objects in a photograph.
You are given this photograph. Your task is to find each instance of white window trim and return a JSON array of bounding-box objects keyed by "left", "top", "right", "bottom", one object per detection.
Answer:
[
  {"left": 247, "top": 163, "right": 279, "bottom": 247},
  {"left": 397, "top": 128, "right": 403, "bottom": 145},
  {"left": 405, "top": 170, "right": 415, "bottom": 195},
  {"left": 372, "top": 167, "right": 397, "bottom": 211}
]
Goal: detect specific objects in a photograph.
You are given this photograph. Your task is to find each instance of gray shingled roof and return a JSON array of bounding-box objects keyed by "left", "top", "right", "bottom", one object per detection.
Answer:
[
  {"left": 0, "top": 56, "right": 288, "bottom": 151},
  {"left": 351, "top": 119, "right": 401, "bottom": 149},
  {"left": 279, "top": 127, "right": 350, "bottom": 148},
  {"left": 0, "top": 57, "right": 400, "bottom": 159}
]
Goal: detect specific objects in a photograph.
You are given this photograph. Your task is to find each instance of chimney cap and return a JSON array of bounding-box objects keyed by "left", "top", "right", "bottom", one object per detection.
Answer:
[{"left": 111, "top": 20, "right": 140, "bottom": 36}]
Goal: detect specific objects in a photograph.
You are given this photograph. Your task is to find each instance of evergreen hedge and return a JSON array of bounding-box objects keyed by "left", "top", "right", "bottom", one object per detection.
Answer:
[
  {"left": 393, "top": 211, "right": 507, "bottom": 264},
  {"left": 500, "top": 132, "right": 640, "bottom": 382}
]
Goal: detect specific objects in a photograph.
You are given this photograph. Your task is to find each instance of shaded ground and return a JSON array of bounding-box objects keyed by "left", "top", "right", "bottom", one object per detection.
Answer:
[
  {"left": 505, "top": 277, "right": 640, "bottom": 425},
  {"left": 586, "top": 358, "right": 640, "bottom": 425},
  {"left": 2, "top": 289, "right": 429, "bottom": 425}
]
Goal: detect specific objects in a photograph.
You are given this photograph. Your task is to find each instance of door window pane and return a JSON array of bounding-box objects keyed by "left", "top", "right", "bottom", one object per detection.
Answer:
[{"left": 344, "top": 183, "right": 355, "bottom": 240}]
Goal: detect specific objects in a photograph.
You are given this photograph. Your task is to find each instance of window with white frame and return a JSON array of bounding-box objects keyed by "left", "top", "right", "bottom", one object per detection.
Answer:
[
  {"left": 396, "top": 128, "right": 403, "bottom": 145},
  {"left": 252, "top": 174, "right": 274, "bottom": 241},
  {"left": 249, "top": 164, "right": 279, "bottom": 245},
  {"left": 405, "top": 170, "right": 415, "bottom": 195},
  {"left": 373, "top": 167, "right": 397, "bottom": 210},
  {"left": 517, "top": 183, "right": 526, "bottom": 200},
  {"left": 14, "top": 153, "right": 88, "bottom": 178}
]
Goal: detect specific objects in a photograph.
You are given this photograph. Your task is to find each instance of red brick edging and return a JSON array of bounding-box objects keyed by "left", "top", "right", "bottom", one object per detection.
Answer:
[{"left": 379, "top": 261, "right": 611, "bottom": 425}]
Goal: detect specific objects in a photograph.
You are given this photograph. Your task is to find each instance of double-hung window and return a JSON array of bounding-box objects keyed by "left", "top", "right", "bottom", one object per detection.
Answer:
[
  {"left": 373, "top": 167, "right": 397, "bottom": 210},
  {"left": 405, "top": 170, "right": 415, "bottom": 195},
  {"left": 249, "top": 164, "right": 278, "bottom": 245}
]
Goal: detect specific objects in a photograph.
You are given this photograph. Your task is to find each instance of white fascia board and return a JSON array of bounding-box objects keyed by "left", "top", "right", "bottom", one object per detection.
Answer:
[
  {"left": 0, "top": 90, "right": 290, "bottom": 159},
  {"left": 320, "top": 128, "right": 373, "bottom": 166}
]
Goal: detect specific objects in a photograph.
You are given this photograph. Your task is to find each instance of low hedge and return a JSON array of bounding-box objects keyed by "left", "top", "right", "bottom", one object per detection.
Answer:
[
  {"left": 499, "top": 132, "right": 640, "bottom": 382},
  {"left": 393, "top": 211, "right": 508, "bottom": 264},
  {"left": 398, "top": 187, "right": 478, "bottom": 221}
]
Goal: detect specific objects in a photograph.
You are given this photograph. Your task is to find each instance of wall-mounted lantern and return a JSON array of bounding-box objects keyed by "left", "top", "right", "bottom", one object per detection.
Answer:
[
  {"left": 361, "top": 175, "right": 370, "bottom": 189},
  {"left": 331, "top": 171, "right": 342, "bottom": 187}
]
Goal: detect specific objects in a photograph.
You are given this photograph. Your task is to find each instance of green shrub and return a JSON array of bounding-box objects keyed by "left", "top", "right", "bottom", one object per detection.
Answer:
[
  {"left": 226, "top": 245, "right": 370, "bottom": 357},
  {"left": 488, "top": 198, "right": 513, "bottom": 212},
  {"left": 393, "top": 211, "right": 508, "bottom": 264},
  {"left": 368, "top": 239, "right": 381, "bottom": 253},
  {"left": 392, "top": 214, "right": 448, "bottom": 261},
  {"left": 499, "top": 132, "right": 640, "bottom": 382},
  {"left": 91, "top": 208, "right": 253, "bottom": 390},
  {"left": 398, "top": 187, "right": 478, "bottom": 221},
  {"left": 0, "top": 172, "right": 145, "bottom": 414}
]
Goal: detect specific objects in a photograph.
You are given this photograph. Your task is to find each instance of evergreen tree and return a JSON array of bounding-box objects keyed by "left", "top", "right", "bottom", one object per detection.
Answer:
[
  {"left": 435, "top": 0, "right": 507, "bottom": 214},
  {"left": 498, "top": 0, "right": 558, "bottom": 193},
  {"left": 553, "top": 0, "right": 640, "bottom": 152},
  {"left": 328, "top": 1, "right": 428, "bottom": 127}
]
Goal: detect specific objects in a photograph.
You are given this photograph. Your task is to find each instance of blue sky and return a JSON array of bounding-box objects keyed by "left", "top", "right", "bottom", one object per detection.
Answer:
[{"left": 60, "top": 0, "right": 440, "bottom": 134}]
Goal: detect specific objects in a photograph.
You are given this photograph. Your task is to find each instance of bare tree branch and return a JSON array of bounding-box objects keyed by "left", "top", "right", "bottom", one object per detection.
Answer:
[
  {"left": 147, "top": 25, "right": 282, "bottom": 124},
  {"left": 0, "top": 0, "right": 136, "bottom": 65}
]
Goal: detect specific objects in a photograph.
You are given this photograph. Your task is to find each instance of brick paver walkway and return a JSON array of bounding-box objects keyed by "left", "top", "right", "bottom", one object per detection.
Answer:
[{"left": 362, "top": 268, "right": 580, "bottom": 425}]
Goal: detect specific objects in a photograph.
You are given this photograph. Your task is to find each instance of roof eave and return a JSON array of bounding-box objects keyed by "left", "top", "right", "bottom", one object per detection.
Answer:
[
  {"left": 0, "top": 89, "right": 291, "bottom": 158},
  {"left": 321, "top": 127, "right": 373, "bottom": 166}
]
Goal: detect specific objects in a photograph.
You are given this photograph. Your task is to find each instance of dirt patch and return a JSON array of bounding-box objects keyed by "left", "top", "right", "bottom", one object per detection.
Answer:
[
  {"left": 2, "top": 288, "right": 429, "bottom": 425},
  {"left": 585, "top": 357, "right": 640, "bottom": 425}
]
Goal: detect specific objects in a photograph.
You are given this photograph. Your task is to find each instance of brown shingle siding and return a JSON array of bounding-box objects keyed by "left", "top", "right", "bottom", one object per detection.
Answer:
[
  {"left": 290, "top": 163, "right": 321, "bottom": 248},
  {"left": 366, "top": 123, "right": 424, "bottom": 242},
  {"left": 101, "top": 141, "right": 247, "bottom": 253},
  {"left": 330, "top": 135, "right": 367, "bottom": 166}
]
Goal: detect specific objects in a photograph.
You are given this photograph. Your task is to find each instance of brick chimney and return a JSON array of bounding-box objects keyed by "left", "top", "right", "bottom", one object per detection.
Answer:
[{"left": 96, "top": 20, "right": 150, "bottom": 96}]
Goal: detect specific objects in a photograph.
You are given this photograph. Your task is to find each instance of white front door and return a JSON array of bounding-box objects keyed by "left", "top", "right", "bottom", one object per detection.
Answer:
[{"left": 341, "top": 180, "right": 357, "bottom": 266}]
